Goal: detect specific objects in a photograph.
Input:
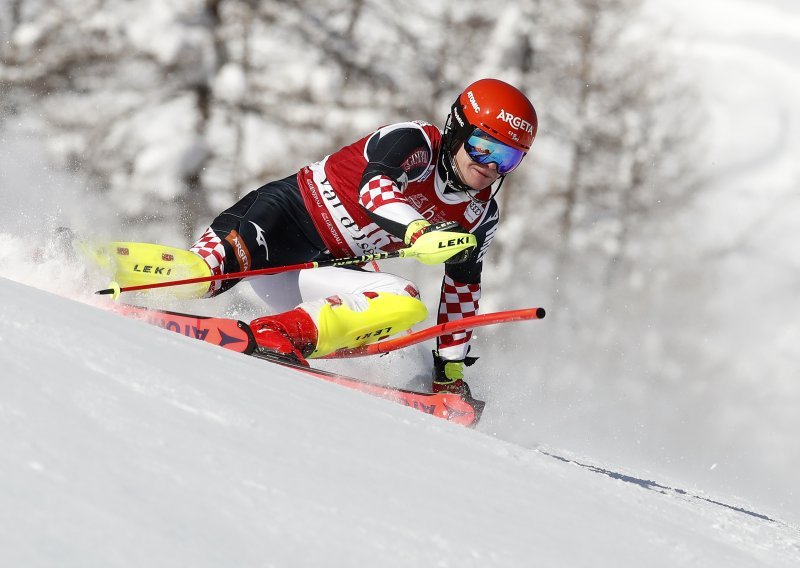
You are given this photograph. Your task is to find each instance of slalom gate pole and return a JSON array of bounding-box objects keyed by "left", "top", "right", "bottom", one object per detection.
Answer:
[{"left": 323, "top": 307, "right": 546, "bottom": 359}]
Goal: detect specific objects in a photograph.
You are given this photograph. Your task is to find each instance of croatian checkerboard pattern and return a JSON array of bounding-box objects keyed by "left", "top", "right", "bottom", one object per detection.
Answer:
[
  {"left": 359, "top": 175, "right": 404, "bottom": 211},
  {"left": 437, "top": 274, "right": 481, "bottom": 349},
  {"left": 190, "top": 228, "right": 226, "bottom": 296}
]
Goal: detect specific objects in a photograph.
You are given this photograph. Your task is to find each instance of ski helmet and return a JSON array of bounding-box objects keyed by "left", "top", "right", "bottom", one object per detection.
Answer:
[{"left": 439, "top": 78, "right": 537, "bottom": 192}]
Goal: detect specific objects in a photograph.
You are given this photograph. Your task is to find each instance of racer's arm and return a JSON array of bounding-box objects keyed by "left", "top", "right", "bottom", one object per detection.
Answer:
[
  {"left": 356, "top": 123, "right": 475, "bottom": 263},
  {"left": 435, "top": 200, "right": 500, "bottom": 360},
  {"left": 356, "top": 122, "right": 435, "bottom": 238}
]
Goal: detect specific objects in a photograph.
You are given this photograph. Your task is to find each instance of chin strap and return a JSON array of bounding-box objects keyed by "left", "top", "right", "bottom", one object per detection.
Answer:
[
  {"left": 444, "top": 162, "right": 505, "bottom": 205},
  {"left": 439, "top": 114, "right": 506, "bottom": 204},
  {"left": 464, "top": 176, "right": 505, "bottom": 205}
]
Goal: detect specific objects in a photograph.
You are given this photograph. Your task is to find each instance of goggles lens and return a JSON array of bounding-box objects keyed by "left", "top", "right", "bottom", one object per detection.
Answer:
[{"left": 463, "top": 129, "right": 526, "bottom": 174}]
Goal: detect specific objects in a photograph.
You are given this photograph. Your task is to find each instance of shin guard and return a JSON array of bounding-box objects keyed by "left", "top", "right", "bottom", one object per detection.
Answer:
[{"left": 306, "top": 292, "right": 428, "bottom": 358}]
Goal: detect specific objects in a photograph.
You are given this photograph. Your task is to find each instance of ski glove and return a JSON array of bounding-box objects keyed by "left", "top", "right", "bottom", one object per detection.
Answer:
[
  {"left": 432, "top": 350, "right": 479, "bottom": 382},
  {"left": 404, "top": 220, "right": 476, "bottom": 265}
]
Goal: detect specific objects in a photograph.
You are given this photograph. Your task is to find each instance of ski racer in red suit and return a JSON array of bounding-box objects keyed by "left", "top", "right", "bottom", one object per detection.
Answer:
[{"left": 190, "top": 78, "right": 538, "bottom": 397}]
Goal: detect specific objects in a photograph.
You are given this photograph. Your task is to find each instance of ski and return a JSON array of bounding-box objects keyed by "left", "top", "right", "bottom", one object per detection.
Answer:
[
  {"left": 112, "top": 304, "right": 256, "bottom": 354},
  {"left": 110, "top": 304, "right": 485, "bottom": 426},
  {"left": 251, "top": 350, "right": 485, "bottom": 427},
  {"left": 111, "top": 304, "right": 544, "bottom": 358}
]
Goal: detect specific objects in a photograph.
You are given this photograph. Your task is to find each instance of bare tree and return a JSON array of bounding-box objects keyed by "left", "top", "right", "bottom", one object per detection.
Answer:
[
  {"left": 479, "top": 0, "right": 701, "bottom": 289},
  {"left": 2, "top": 0, "right": 702, "bottom": 257}
]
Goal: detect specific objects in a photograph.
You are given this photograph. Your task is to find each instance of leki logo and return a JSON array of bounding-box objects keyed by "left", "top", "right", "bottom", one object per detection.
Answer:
[
  {"left": 355, "top": 326, "right": 392, "bottom": 341},
  {"left": 133, "top": 264, "right": 172, "bottom": 276},
  {"left": 496, "top": 109, "right": 534, "bottom": 134}
]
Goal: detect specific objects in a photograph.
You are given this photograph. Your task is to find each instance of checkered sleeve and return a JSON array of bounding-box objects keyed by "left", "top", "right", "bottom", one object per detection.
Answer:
[
  {"left": 359, "top": 174, "right": 406, "bottom": 211},
  {"left": 436, "top": 274, "right": 482, "bottom": 360},
  {"left": 189, "top": 227, "right": 226, "bottom": 297},
  {"left": 358, "top": 173, "right": 422, "bottom": 228},
  {"left": 357, "top": 123, "right": 437, "bottom": 236}
]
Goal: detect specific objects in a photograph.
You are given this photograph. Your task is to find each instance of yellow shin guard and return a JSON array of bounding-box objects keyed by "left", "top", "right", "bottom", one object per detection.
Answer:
[
  {"left": 309, "top": 293, "right": 428, "bottom": 358},
  {"left": 81, "top": 241, "right": 213, "bottom": 299}
]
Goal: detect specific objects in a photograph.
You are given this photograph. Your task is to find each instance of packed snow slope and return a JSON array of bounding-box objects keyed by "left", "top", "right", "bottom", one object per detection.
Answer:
[{"left": 0, "top": 277, "right": 798, "bottom": 567}]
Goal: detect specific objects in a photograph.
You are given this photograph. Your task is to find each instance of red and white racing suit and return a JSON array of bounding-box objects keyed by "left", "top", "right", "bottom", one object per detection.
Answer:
[{"left": 192, "top": 121, "right": 500, "bottom": 360}]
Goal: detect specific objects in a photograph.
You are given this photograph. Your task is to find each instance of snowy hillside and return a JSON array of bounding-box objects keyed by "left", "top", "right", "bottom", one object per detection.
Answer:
[{"left": 1, "top": 276, "right": 798, "bottom": 567}]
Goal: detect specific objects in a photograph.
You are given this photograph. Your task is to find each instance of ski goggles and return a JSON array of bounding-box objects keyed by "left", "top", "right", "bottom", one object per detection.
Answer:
[{"left": 463, "top": 128, "right": 526, "bottom": 174}]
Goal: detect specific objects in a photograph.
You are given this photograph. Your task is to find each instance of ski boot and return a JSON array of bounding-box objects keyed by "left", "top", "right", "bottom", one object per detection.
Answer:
[
  {"left": 251, "top": 292, "right": 427, "bottom": 364},
  {"left": 250, "top": 308, "right": 318, "bottom": 367},
  {"left": 431, "top": 350, "right": 478, "bottom": 398}
]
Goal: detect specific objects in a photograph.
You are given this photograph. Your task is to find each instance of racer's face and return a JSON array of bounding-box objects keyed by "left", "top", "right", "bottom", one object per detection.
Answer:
[{"left": 453, "top": 144, "right": 501, "bottom": 190}]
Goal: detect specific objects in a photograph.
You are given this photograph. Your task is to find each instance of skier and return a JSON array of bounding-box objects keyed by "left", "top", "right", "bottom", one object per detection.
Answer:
[{"left": 189, "top": 78, "right": 537, "bottom": 397}]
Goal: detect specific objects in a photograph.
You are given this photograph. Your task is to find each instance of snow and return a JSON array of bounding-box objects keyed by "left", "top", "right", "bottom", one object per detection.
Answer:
[
  {"left": 1, "top": 276, "right": 798, "bottom": 566},
  {"left": 636, "top": 0, "right": 800, "bottom": 521},
  {"left": 3, "top": 0, "right": 800, "bottom": 563}
]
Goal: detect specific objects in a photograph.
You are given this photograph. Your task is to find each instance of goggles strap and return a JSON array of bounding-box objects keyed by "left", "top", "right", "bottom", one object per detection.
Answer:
[{"left": 440, "top": 114, "right": 475, "bottom": 194}]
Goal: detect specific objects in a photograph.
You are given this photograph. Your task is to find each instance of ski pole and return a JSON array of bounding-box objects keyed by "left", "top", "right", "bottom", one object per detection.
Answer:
[
  {"left": 94, "top": 230, "right": 477, "bottom": 297},
  {"left": 94, "top": 250, "right": 406, "bottom": 297}
]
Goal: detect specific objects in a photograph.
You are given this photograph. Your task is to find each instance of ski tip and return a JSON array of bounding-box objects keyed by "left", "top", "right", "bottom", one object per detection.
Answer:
[
  {"left": 536, "top": 307, "right": 546, "bottom": 319},
  {"left": 468, "top": 397, "right": 486, "bottom": 427}
]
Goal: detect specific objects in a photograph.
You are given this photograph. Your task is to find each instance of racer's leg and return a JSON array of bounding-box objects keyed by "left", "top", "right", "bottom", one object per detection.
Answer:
[
  {"left": 190, "top": 175, "right": 325, "bottom": 297},
  {"left": 249, "top": 267, "right": 427, "bottom": 362}
]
